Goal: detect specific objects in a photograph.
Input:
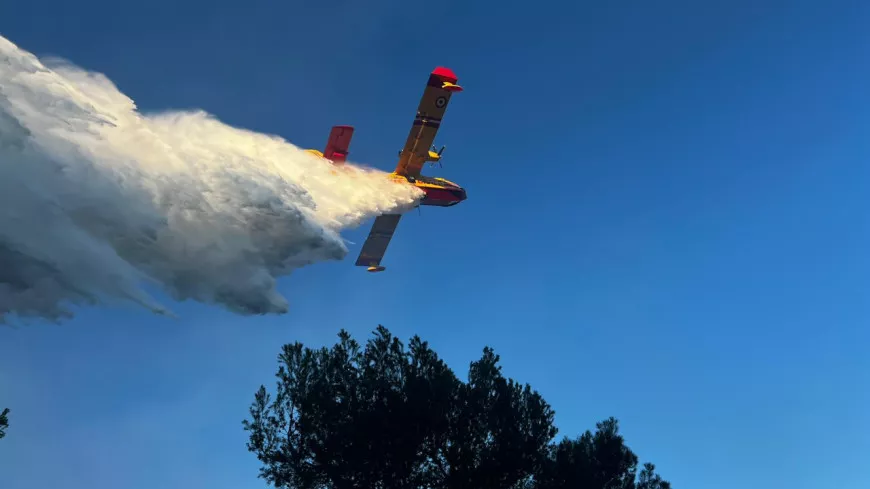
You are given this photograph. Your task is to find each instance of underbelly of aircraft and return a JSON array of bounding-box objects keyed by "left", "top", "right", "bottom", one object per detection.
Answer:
[
  {"left": 386, "top": 172, "right": 466, "bottom": 207},
  {"left": 418, "top": 185, "right": 466, "bottom": 206}
]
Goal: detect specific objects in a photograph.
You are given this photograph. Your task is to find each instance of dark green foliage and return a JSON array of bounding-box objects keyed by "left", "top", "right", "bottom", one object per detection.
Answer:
[
  {"left": 0, "top": 407, "right": 8, "bottom": 439},
  {"left": 537, "top": 418, "right": 671, "bottom": 489},
  {"left": 244, "top": 326, "right": 671, "bottom": 489},
  {"left": 636, "top": 463, "right": 671, "bottom": 489}
]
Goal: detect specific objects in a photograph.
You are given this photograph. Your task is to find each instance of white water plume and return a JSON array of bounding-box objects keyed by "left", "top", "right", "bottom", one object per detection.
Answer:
[{"left": 0, "top": 35, "right": 423, "bottom": 323}]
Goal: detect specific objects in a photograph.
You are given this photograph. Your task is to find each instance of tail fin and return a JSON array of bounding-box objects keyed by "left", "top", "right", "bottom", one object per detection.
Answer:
[{"left": 323, "top": 125, "right": 354, "bottom": 163}]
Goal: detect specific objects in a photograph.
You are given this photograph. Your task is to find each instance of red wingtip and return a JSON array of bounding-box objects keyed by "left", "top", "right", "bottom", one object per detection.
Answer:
[{"left": 431, "top": 66, "right": 458, "bottom": 84}]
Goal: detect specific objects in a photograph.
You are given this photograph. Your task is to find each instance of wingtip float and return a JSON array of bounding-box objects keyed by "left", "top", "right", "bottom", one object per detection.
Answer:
[
  {"left": 306, "top": 66, "right": 466, "bottom": 273},
  {"left": 431, "top": 66, "right": 464, "bottom": 92}
]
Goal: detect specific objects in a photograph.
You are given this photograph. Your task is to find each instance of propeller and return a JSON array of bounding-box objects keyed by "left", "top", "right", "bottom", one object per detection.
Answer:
[{"left": 430, "top": 145, "right": 445, "bottom": 168}]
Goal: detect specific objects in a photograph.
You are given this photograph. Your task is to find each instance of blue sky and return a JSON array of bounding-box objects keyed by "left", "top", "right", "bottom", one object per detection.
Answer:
[{"left": 2, "top": 1, "right": 869, "bottom": 488}]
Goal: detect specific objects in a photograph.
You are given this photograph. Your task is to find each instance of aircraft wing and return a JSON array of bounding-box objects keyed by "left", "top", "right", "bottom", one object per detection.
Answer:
[
  {"left": 354, "top": 67, "right": 462, "bottom": 272},
  {"left": 393, "top": 67, "right": 463, "bottom": 178},
  {"left": 354, "top": 214, "right": 402, "bottom": 270}
]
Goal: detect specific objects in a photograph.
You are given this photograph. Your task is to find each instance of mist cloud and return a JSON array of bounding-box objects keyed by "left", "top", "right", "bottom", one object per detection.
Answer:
[{"left": 0, "top": 35, "right": 423, "bottom": 323}]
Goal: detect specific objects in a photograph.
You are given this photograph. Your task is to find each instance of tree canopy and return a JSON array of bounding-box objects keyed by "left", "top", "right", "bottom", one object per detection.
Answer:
[
  {"left": 244, "top": 326, "right": 671, "bottom": 489},
  {"left": 0, "top": 407, "right": 8, "bottom": 440}
]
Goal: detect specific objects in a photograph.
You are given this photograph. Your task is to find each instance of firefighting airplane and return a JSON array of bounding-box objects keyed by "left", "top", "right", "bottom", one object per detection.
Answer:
[{"left": 305, "top": 67, "right": 466, "bottom": 273}]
